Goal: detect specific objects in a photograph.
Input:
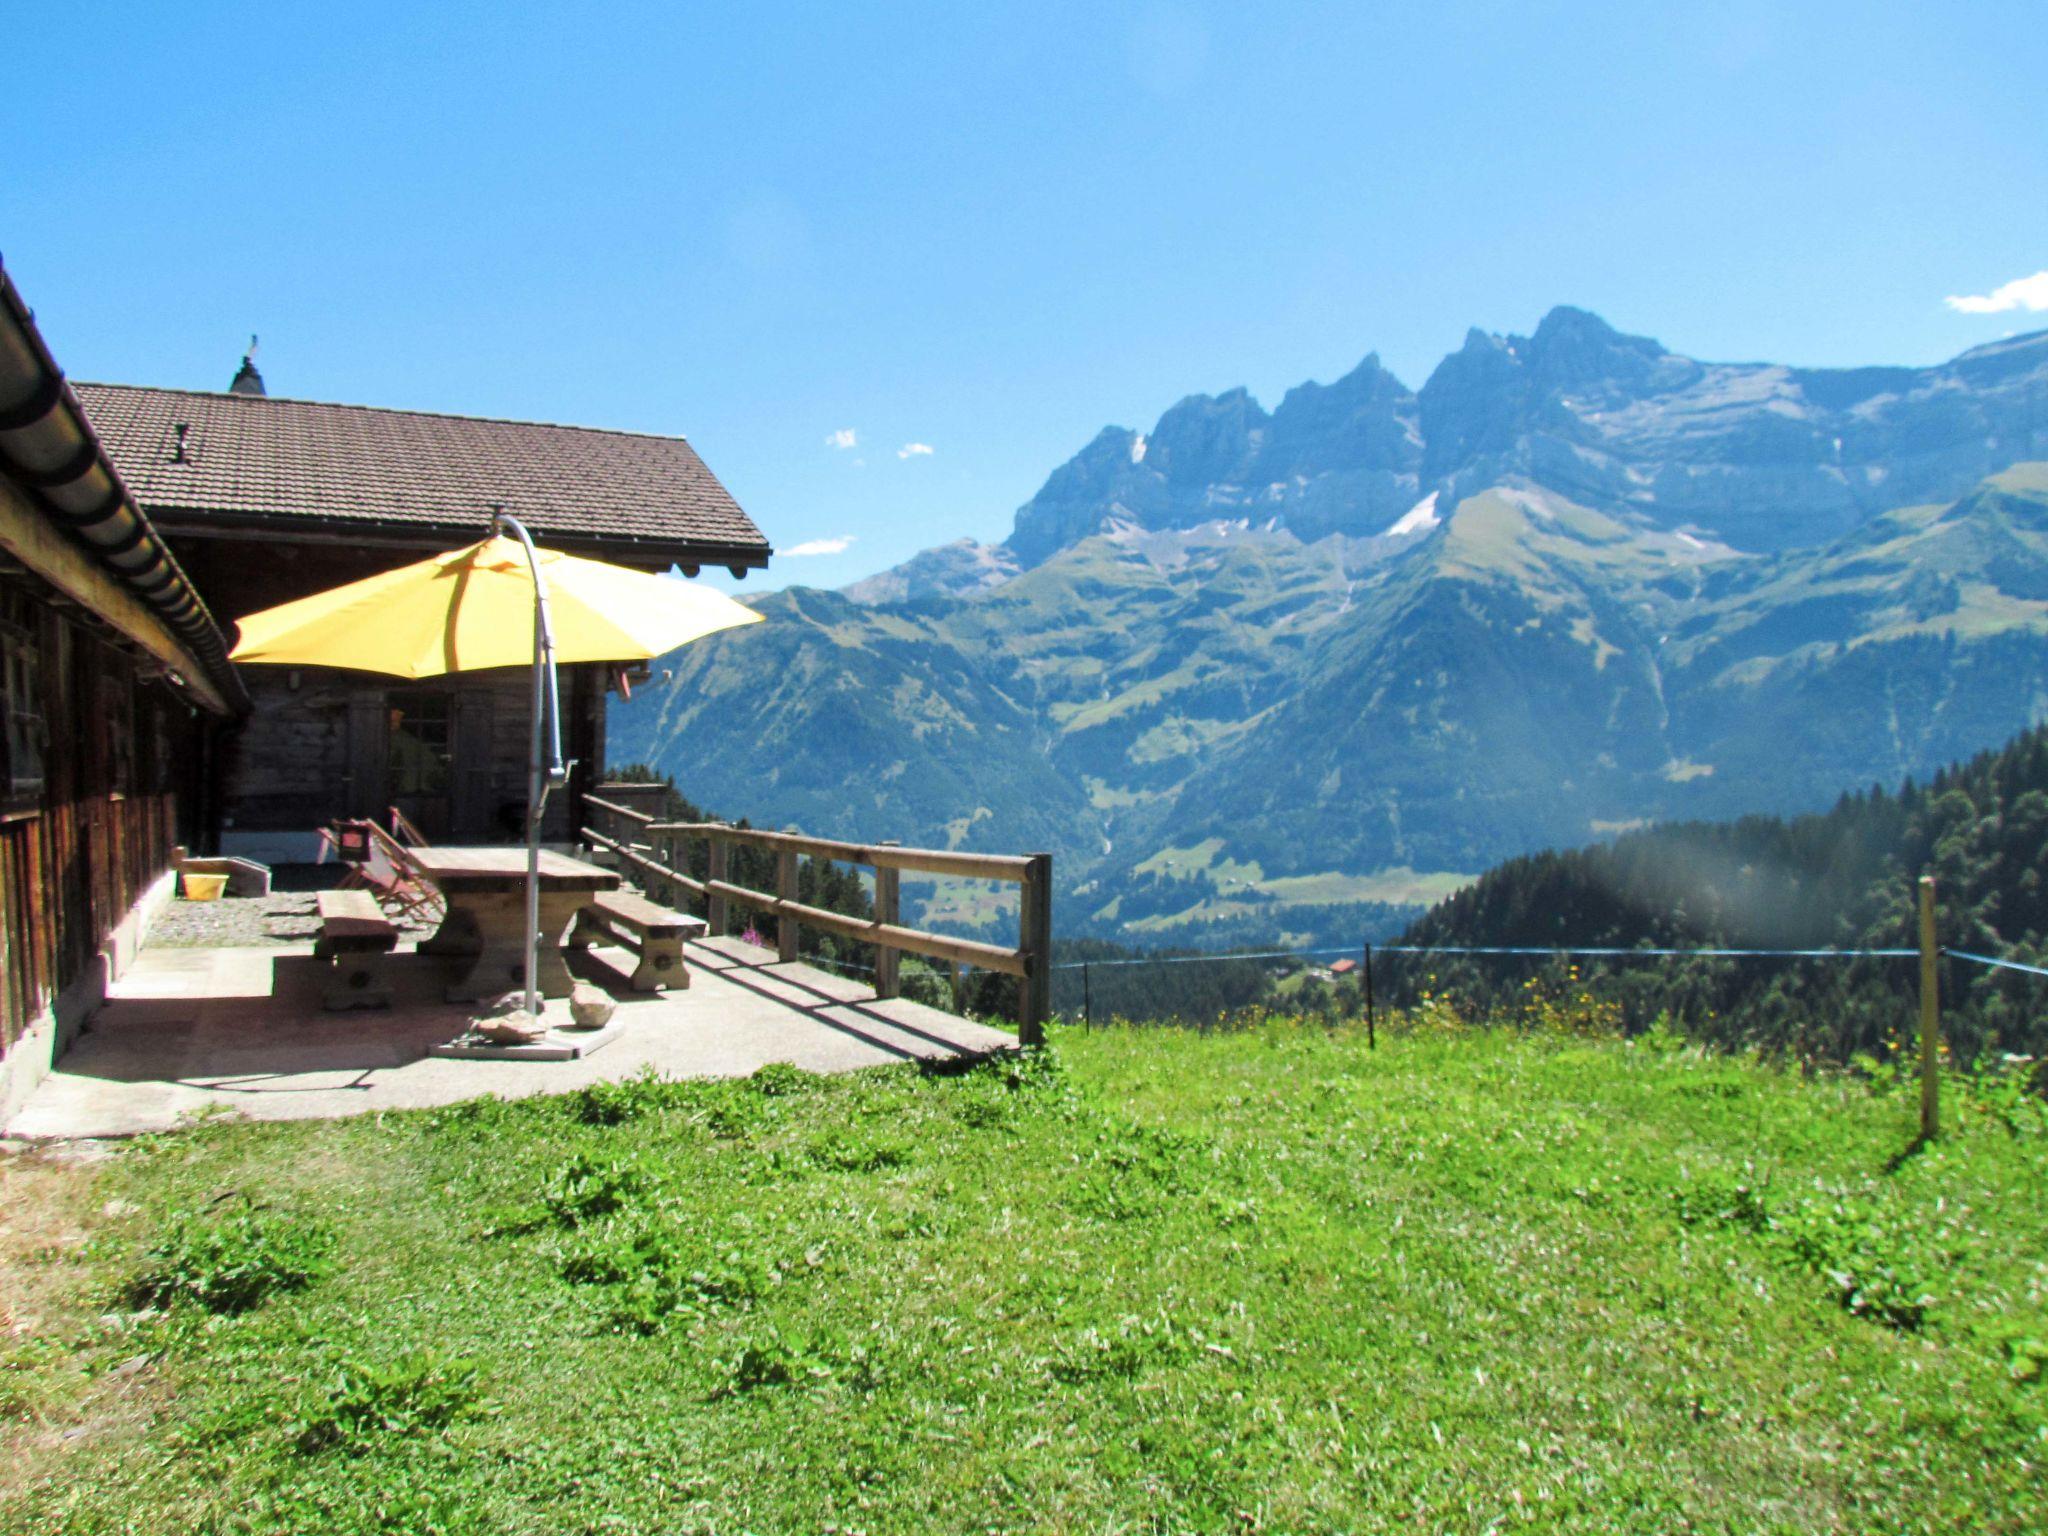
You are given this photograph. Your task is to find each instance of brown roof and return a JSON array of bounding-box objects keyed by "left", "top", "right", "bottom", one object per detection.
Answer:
[{"left": 71, "top": 382, "right": 771, "bottom": 566}]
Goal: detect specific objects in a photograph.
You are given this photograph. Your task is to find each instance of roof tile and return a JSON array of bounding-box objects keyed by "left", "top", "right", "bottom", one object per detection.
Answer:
[{"left": 72, "top": 382, "right": 771, "bottom": 561}]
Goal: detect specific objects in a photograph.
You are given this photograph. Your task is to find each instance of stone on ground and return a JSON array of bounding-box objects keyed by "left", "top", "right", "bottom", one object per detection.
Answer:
[{"left": 569, "top": 982, "right": 616, "bottom": 1029}]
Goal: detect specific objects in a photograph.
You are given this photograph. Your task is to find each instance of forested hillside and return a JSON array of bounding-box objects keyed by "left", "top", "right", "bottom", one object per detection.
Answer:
[{"left": 1386, "top": 723, "right": 2048, "bottom": 1062}]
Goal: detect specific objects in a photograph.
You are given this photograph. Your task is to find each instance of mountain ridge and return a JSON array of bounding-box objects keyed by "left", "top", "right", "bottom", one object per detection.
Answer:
[
  {"left": 610, "top": 308, "right": 2048, "bottom": 947},
  {"left": 918, "top": 307, "right": 2048, "bottom": 588}
]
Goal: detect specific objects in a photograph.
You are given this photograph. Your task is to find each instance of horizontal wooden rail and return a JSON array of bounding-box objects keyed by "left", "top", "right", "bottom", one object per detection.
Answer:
[
  {"left": 584, "top": 793, "right": 655, "bottom": 827},
  {"left": 647, "top": 819, "right": 1052, "bottom": 1044},
  {"left": 580, "top": 824, "right": 705, "bottom": 899},
  {"left": 704, "top": 879, "right": 1028, "bottom": 977},
  {"left": 651, "top": 822, "right": 1032, "bottom": 883}
]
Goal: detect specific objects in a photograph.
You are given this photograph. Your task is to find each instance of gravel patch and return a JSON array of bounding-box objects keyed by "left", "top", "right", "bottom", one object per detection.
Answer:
[{"left": 149, "top": 892, "right": 438, "bottom": 949}]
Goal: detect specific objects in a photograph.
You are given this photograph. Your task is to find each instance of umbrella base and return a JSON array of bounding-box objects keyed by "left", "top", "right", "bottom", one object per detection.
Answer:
[{"left": 430, "top": 1015, "right": 627, "bottom": 1062}]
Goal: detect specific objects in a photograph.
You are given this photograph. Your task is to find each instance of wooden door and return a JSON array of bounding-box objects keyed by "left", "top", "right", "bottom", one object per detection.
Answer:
[{"left": 386, "top": 687, "right": 455, "bottom": 841}]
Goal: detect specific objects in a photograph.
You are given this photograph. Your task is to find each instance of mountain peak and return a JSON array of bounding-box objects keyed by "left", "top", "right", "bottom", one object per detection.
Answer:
[
  {"left": 1001, "top": 305, "right": 2048, "bottom": 568},
  {"left": 1527, "top": 306, "right": 1673, "bottom": 389},
  {"left": 1531, "top": 304, "right": 1618, "bottom": 343},
  {"left": 1146, "top": 387, "right": 1271, "bottom": 486}
]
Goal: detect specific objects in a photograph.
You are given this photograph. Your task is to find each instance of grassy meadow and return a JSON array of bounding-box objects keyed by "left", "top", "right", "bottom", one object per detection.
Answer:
[{"left": 3, "top": 1017, "right": 2045, "bottom": 1533}]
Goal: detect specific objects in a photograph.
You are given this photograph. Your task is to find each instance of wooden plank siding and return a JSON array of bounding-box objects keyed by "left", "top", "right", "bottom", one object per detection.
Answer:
[
  {"left": 0, "top": 575, "right": 197, "bottom": 1066},
  {"left": 164, "top": 527, "right": 614, "bottom": 864},
  {"left": 211, "top": 661, "right": 609, "bottom": 860}
]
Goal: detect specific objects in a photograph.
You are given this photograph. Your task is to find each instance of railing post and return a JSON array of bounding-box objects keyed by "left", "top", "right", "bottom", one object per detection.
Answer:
[
  {"left": 706, "top": 828, "right": 729, "bottom": 938},
  {"left": 776, "top": 847, "right": 799, "bottom": 962},
  {"left": 1019, "top": 852, "right": 1053, "bottom": 1046},
  {"left": 874, "top": 842, "right": 901, "bottom": 999},
  {"left": 951, "top": 960, "right": 967, "bottom": 1015},
  {"left": 1364, "top": 940, "right": 1376, "bottom": 1051},
  {"left": 1918, "top": 874, "right": 1940, "bottom": 1141}
]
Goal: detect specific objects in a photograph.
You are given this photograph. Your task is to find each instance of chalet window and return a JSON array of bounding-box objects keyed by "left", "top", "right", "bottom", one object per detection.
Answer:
[
  {"left": 0, "top": 606, "right": 45, "bottom": 812},
  {"left": 387, "top": 689, "right": 453, "bottom": 797}
]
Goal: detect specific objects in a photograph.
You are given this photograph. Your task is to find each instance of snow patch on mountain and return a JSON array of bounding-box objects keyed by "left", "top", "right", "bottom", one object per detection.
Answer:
[{"left": 1385, "top": 492, "right": 1441, "bottom": 537}]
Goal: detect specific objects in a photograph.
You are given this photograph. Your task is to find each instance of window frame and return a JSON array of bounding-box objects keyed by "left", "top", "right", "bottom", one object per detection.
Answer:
[{"left": 0, "top": 601, "right": 47, "bottom": 818}]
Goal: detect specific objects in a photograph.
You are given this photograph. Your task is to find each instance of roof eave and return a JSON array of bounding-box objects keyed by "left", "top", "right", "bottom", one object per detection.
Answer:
[
  {"left": 144, "top": 505, "right": 774, "bottom": 574},
  {"left": 0, "top": 262, "right": 249, "bottom": 715}
]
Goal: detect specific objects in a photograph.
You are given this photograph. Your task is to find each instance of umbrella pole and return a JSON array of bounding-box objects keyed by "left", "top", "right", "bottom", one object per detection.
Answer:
[
  {"left": 523, "top": 608, "right": 546, "bottom": 1018},
  {"left": 494, "top": 512, "right": 566, "bottom": 1021}
]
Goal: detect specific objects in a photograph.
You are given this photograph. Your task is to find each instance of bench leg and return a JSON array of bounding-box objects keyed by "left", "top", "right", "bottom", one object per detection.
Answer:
[
  {"left": 322, "top": 949, "right": 393, "bottom": 1011},
  {"left": 627, "top": 934, "right": 687, "bottom": 992},
  {"left": 566, "top": 908, "right": 606, "bottom": 951}
]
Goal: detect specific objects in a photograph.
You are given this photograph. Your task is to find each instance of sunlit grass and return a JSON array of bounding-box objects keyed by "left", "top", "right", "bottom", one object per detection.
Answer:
[{"left": 3, "top": 1017, "right": 2044, "bottom": 1533}]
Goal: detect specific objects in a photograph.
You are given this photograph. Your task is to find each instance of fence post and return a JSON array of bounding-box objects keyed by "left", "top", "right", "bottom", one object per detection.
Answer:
[
  {"left": 653, "top": 826, "right": 674, "bottom": 909},
  {"left": 1364, "top": 940, "right": 1376, "bottom": 1051},
  {"left": 951, "top": 960, "right": 967, "bottom": 1015},
  {"left": 1918, "top": 874, "right": 1940, "bottom": 1140},
  {"left": 873, "top": 843, "right": 901, "bottom": 999},
  {"left": 1018, "top": 852, "right": 1053, "bottom": 1047},
  {"left": 706, "top": 829, "right": 729, "bottom": 938},
  {"left": 776, "top": 848, "right": 799, "bottom": 962},
  {"left": 1083, "top": 962, "right": 1092, "bottom": 1030}
]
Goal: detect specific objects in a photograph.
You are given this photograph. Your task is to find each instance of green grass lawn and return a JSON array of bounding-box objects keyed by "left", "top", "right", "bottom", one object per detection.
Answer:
[{"left": 4, "top": 1020, "right": 2045, "bottom": 1534}]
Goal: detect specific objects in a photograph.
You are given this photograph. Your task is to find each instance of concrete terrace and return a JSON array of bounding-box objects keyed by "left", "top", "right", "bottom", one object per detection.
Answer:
[{"left": 5, "top": 934, "right": 1019, "bottom": 1140}]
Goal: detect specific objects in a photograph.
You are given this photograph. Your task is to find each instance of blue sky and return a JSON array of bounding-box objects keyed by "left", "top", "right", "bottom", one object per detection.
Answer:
[{"left": 6, "top": 2, "right": 2046, "bottom": 591}]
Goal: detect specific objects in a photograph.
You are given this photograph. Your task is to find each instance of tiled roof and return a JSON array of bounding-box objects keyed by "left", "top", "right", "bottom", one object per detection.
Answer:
[{"left": 71, "top": 382, "right": 771, "bottom": 563}]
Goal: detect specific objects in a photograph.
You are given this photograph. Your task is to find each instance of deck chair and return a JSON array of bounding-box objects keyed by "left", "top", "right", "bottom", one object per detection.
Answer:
[
  {"left": 331, "top": 818, "right": 446, "bottom": 925},
  {"left": 388, "top": 806, "right": 433, "bottom": 850},
  {"left": 315, "top": 824, "right": 371, "bottom": 892}
]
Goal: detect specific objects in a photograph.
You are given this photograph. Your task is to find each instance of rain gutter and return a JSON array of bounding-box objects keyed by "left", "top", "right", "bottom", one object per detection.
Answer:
[{"left": 0, "top": 258, "right": 247, "bottom": 715}]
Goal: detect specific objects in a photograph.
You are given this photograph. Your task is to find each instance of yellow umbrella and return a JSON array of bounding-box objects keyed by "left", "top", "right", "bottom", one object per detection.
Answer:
[
  {"left": 231, "top": 532, "right": 761, "bottom": 676},
  {"left": 230, "top": 515, "right": 763, "bottom": 1021}
]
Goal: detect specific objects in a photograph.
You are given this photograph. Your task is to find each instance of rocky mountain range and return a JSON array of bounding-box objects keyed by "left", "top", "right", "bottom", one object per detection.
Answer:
[{"left": 609, "top": 308, "right": 2048, "bottom": 946}]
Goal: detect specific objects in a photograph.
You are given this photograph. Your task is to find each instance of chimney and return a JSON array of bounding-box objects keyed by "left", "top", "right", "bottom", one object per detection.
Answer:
[{"left": 229, "top": 334, "right": 265, "bottom": 396}]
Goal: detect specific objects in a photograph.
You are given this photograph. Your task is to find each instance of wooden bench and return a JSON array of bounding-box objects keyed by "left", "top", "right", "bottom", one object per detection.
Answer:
[
  {"left": 567, "top": 890, "right": 705, "bottom": 992},
  {"left": 313, "top": 889, "right": 398, "bottom": 1011}
]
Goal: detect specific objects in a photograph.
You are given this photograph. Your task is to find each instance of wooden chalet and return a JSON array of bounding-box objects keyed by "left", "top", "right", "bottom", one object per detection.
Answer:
[
  {"left": 0, "top": 263, "right": 249, "bottom": 1118},
  {"left": 71, "top": 354, "right": 772, "bottom": 864}
]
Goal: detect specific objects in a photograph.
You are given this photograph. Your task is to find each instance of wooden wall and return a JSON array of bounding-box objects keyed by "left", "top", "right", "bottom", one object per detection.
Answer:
[
  {"left": 214, "top": 660, "right": 609, "bottom": 857},
  {"left": 168, "top": 530, "right": 613, "bottom": 860},
  {"left": 0, "top": 575, "right": 202, "bottom": 1065}
]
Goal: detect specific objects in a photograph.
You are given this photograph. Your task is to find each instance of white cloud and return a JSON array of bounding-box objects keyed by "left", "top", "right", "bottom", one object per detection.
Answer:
[
  {"left": 824, "top": 427, "right": 857, "bottom": 449},
  {"left": 898, "top": 442, "right": 935, "bottom": 459},
  {"left": 783, "top": 535, "right": 856, "bottom": 558},
  {"left": 1945, "top": 270, "right": 2048, "bottom": 315}
]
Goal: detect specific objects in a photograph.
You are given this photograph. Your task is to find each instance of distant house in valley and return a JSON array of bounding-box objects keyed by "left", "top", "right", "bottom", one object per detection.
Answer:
[
  {"left": 74, "top": 358, "right": 772, "bottom": 863},
  {"left": 0, "top": 262, "right": 247, "bottom": 1116},
  {"left": 1329, "top": 957, "right": 1358, "bottom": 977}
]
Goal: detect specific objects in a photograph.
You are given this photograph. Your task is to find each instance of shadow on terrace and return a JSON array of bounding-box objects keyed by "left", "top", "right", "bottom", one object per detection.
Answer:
[{"left": 9, "top": 923, "right": 1019, "bottom": 1141}]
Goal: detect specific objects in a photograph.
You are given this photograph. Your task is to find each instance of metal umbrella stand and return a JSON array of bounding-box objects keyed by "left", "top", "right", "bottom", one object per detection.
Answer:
[{"left": 493, "top": 510, "right": 569, "bottom": 1021}]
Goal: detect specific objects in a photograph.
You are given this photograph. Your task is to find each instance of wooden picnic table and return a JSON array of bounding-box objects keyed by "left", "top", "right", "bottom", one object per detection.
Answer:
[{"left": 409, "top": 846, "right": 621, "bottom": 1003}]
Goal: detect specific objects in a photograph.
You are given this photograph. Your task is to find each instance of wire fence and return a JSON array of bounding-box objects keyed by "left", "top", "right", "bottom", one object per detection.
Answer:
[
  {"left": 1038, "top": 938, "right": 2048, "bottom": 1065},
  {"left": 712, "top": 900, "right": 2048, "bottom": 1065}
]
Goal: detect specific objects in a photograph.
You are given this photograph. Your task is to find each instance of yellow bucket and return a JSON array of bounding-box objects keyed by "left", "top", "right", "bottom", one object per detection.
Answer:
[{"left": 181, "top": 872, "right": 229, "bottom": 902}]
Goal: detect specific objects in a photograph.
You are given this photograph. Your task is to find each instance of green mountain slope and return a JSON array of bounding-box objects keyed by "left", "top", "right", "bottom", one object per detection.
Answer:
[
  {"left": 610, "top": 311, "right": 2048, "bottom": 946},
  {"left": 606, "top": 585, "right": 1094, "bottom": 862},
  {"left": 614, "top": 471, "right": 2048, "bottom": 944}
]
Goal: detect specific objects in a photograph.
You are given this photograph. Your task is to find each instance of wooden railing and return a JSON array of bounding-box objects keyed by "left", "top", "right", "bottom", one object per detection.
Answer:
[
  {"left": 581, "top": 794, "right": 702, "bottom": 901},
  {"left": 579, "top": 797, "right": 1052, "bottom": 1045}
]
